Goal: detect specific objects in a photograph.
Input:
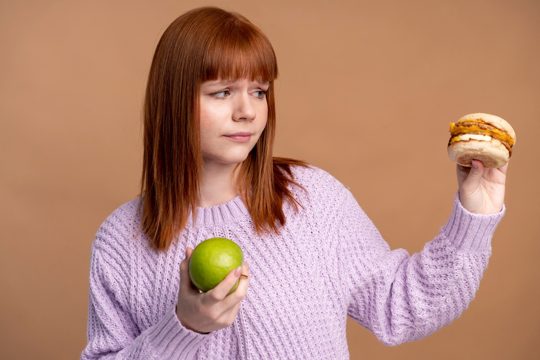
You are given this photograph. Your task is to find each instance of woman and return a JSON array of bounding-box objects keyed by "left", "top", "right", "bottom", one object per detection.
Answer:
[{"left": 81, "top": 6, "right": 507, "bottom": 359}]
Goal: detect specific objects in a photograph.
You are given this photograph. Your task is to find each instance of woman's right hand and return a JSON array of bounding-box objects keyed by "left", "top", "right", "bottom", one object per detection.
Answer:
[{"left": 176, "top": 247, "right": 250, "bottom": 334}]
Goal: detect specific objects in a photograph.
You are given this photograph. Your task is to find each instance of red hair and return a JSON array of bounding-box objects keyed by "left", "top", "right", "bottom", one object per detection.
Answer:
[{"left": 140, "top": 7, "right": 309, "bottom": 251}]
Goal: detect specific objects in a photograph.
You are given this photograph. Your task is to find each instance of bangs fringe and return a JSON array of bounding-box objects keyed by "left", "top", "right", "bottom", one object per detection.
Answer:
[{"left": 202, "top": 18, "right": 278, "bottom": 81}]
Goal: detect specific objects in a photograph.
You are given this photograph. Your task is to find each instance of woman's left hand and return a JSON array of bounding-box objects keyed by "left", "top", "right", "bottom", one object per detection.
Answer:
[{"left": 457, "top": 159, "right": 508, "bottom": 214}]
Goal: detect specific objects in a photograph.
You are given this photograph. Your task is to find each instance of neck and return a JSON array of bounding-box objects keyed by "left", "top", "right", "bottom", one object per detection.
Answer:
[{"left": 198, "top": 162, "right": 241, "bottom": 208}]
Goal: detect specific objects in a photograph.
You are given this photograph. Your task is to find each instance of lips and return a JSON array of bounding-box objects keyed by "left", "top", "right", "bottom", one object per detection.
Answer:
[
  {"left": 224, "top": 132, "right": 252, "bottom": 137},
  {"left": 224, "top": 132, "right": 252, "bottom": 143}
]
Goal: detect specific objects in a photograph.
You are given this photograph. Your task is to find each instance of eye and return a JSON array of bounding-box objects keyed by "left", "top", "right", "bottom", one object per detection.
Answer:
[
  {"left": 254, "top": 89, "right": 267, "bottom": 99},
  {"left": 212, "top": 89, "right": 231, "bottom": 98}
]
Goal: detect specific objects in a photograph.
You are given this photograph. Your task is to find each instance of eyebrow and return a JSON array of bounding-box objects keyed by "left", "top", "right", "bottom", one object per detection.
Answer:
[{"left": 204, "top": 80, "right": 270, "bottom": 87}]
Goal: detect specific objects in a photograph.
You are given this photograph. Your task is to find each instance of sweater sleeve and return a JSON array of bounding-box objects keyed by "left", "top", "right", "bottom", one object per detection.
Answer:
[
  {"left": 81, "top": 225, "right": 208, "bottom": 359},
  {"left": 335, "top": 189, "right": 505, "bottom": 346}
]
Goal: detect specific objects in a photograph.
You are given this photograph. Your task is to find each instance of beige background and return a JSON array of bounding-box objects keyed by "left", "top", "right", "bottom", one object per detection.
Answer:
[{"left": 1, "top": 0, "right": 539, "bottom": 359}]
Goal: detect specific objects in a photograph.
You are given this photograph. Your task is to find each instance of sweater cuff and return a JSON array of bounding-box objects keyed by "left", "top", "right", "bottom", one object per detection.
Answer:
[
  {"left": 441, "top": 194, "right": 506, "bottom": 252},
  {"left": 145, "top": 307, "right": 208, "bottom": 358}
]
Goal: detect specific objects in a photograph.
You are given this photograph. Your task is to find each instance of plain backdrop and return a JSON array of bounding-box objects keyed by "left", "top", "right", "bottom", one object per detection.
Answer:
[{"left": 1, "top": 0, "right": 539, "bottom": 359}]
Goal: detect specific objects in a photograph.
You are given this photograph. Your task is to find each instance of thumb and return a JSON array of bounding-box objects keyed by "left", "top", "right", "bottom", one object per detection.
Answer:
[{"left": 466, "top": 160, "right": 485, "bottom": 184}]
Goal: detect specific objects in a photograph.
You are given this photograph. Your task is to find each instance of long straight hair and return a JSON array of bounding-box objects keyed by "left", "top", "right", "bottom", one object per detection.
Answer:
[{"left": 140, "top": 7, "right": 309, "bottom": 251}]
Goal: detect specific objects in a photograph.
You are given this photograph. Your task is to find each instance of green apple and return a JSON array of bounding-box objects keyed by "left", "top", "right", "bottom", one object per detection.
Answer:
[{"left": 188, "top": 237, "right": 244, "bottom": 293}]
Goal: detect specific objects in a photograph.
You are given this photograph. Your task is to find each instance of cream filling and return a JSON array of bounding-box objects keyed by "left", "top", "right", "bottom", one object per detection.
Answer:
[{"left": 454, "top": 134, "right": 492, "bottom": 142}]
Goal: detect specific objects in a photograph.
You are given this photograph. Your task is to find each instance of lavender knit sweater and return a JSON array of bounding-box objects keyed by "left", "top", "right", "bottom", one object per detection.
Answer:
[{"left": 81, "top": 165, "right": 504, "bottom": 359}]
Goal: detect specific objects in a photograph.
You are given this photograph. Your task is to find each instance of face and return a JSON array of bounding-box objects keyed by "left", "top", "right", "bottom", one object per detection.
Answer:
[{"left": 198, "top": 78, "right": 269, "bottom": 168}]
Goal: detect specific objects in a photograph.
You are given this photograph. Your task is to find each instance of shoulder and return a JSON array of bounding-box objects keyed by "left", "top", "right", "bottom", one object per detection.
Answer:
[
  {"left": 289, "top": 163, "right": 350, "bottom": 196},
  {"left": 92, "top": 196, "right": 144, "bottom": 255},
  {"left": 89, "top": 198, "right": 143, "bottom": 305},
  {"left": 288, "top": 163, "right": 352, "bottom": 211}
]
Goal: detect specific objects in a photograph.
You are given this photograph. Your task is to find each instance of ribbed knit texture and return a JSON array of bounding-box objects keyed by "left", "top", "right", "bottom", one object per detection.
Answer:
[{"left": 81, "top": 165, "right": 505, "bottom": 359}]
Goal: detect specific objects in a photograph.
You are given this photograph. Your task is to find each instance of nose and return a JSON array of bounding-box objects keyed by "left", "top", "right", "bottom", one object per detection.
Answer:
[{"left": 232, "top": 93, "right": 256, "bottom": 122}]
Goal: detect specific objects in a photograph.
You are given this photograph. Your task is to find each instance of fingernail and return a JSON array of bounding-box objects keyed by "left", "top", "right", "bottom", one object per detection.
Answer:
[{"left": 234, "top": 266, "right": 242, "bottom": 277}]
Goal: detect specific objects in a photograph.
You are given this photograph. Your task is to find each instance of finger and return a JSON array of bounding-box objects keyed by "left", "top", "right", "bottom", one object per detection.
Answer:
[
  {"left": 202, "top": 266, "right": 242, "bottom": 304},
  {"left": 211, "top": 300, "right": 243, "bottom": 330},
  {"left": 456, "top": 164, "right": 470, "bottom": 188},
  {"left": 180, "top": 247, "right": 198, "bottom": 294},
  {"left": 222, "top": 300, "right": 243, "bottom": 327},
  {"left": 464, "top": 159, "right": 485, "bottom": 185},
  {"left": 222, "top": 262, "right": 250, "bottom": 309},
  {"left": 218, "top": 267, "right": 248, "bottom": 324},
  {"left": 497, "top": 162, "right": 509, "bottom": 175},
  {"left": 240, "top": 261, "right": 249, "bottom": 281}
]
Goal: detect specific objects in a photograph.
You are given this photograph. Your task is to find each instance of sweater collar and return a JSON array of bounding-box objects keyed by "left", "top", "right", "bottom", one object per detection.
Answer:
[{"left": 186, "top": 195, "right": 250, "bottom": 228}]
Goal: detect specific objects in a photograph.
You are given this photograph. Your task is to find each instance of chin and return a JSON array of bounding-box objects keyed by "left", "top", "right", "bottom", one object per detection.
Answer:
[{"left": 204, "top": 151, "right": 251, "bottom": 166}]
